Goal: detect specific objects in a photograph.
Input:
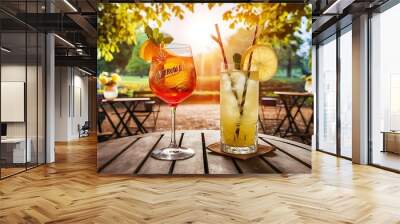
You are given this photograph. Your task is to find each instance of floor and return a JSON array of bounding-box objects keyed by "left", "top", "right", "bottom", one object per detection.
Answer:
[
  {"left": 0, "top": 167, "right": 25, "bottom": 178},
  {"left": 1, "top": 136, "right": 400, "bottom": 223}
]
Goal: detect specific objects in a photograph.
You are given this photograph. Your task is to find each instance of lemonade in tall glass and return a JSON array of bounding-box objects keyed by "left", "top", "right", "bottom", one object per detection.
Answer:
[
  {"left": 219, "top": 44, "right": 278, "bottom": 154},
  {"left": 220, "top": 65, "right": 259, "bottom": 154}
]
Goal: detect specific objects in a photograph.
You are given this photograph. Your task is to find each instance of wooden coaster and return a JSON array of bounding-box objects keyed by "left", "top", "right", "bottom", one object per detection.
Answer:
[{"left": 207, "top": 142, "right": 274, "bottom": 160}]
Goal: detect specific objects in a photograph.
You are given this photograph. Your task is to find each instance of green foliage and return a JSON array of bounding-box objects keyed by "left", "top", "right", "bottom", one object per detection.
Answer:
[
  {"left": 97, "top": 42, "right": 133, "bottom": 74},
  {"left": 118, "top": 76, "right": 149, "bottom": 97},
  {"left": 97, "top": 58, "right": 113, "bottom": 75},
  {"left": 97, "top": 3, "right": 194, "bottom": 61},
  {"left": 125, "top": 31, "right": 150, "bottom": 77},
  {"left": 97, "top": 4, "right": 138, "bottom": 61},
  {"left": 145, "top": 26, "right": 174, "bottom": 44},
  {"left": 125, "top": 56, "right": 150, "bottom": 78},
  {"left": 213, "top": 3, "right": 312, "bottom": 45}
]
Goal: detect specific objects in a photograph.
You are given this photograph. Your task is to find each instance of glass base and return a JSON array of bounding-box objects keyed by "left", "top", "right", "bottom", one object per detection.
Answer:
[
  {"left": 222, "top": 143, "right": 257, "bottom": 154},
  {"left": 151, "top": 146, "right": 195, "bottom": 160}
]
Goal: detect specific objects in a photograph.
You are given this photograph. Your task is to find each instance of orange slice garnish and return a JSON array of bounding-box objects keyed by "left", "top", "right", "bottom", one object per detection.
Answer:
[{"left": 139, "top": 40, "right": 162, "bottom": 62}]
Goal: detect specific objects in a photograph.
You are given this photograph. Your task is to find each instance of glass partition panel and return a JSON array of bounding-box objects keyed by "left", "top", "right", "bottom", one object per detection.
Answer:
[
  {"left": 371, "top": 4, "right": 400, "bottom": 171},
  {"left": 339, "top": 28, "right": 352, "bottom": 158},
  {"left": 27, "top": 31, "right": 38, "bottom": 168},
  {"left": 317, "top": 36, "right": 337, "bottom": 154},
  {"left": 38, "top": 32, "right": 45, "bottom": 165},
  {"left": 0, "top": 0, "right": 46, "bottom": 179},
  {"left": 1, "top": 30, "right": 27, "bottom": 177}
]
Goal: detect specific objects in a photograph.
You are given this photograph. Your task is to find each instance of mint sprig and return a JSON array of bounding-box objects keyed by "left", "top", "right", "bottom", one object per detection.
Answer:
[
  {"left": 145, "top": 26, "right": 173, "bottom": 45},
  {"left": 233, "top": 53, "right": 242, "bottom": 70}
]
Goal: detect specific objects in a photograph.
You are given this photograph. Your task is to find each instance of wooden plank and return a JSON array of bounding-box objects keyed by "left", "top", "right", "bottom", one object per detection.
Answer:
[
  {"left": 173, "top": 132, "right": 204, "bottom": 174},
  {"left": 97, "top": 136, "right": 140, "bottom": 169},
  {"left": 260, "top": 138, "right": 311, "bottom": 167},
  {"left": 262, "top": 135, "right": 311, "bottom": 150},
  {"left": 137, "top": 133, "right": 181, "bottom": 175},
  {"left": 203, "top": 131, "right": 239, "bottom": 175},
  {"left": 232, "top": 137, "right": 280, "bottom": 174},
  {"left": 235, "top": 157, "right": 277, "bottom": 174},
  {"left": 101, "top": 134, "right": 163, "bottom": 174},
  {"left": 97, "top": 138, "right": 141, "bottom": 173},
  {"left": 262, "top": 150, "right": 310, "bottom": 174}
]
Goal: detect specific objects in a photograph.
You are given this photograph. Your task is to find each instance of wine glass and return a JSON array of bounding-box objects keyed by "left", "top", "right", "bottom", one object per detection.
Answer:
[{"left": 148, "top": 43, "right": 197, "bottom": 160}]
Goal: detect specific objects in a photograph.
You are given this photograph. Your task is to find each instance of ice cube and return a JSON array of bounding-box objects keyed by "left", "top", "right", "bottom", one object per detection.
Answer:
[
  {"left": 220, "top": 73, "right": 240, "bottom": 123},
  {"left": 242, "top": 80, "right": 259, "bottom": 122},
  {"left": 230, "top": 71, "right": 246, "bottom": 101}
]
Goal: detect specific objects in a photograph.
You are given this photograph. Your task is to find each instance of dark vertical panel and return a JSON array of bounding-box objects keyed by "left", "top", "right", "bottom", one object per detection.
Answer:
[
  {"left": 69, "top": 69, "right": 71, "bottom": 117},
  {"left": 367, "top": 11, "right": 373, "bottom": 165},
  {"left": 315, "top": 44, "right": 319, "bottom": 150},
  {"left": 336, "top": 27, "right": 341, "bottom": 157},
  {"left": 80, "top": 88, "right": 82, "bottom": 117},
  {"left": 44, "top": 0, "right": 47, "bottom": 164}
]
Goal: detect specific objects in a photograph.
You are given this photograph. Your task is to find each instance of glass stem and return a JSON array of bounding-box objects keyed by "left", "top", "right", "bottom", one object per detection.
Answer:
[{"left": 170, "top": 106, "right": 177, "bottom": 147}]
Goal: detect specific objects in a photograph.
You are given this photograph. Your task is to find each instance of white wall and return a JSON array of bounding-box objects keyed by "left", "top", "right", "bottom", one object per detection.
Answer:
[
  {"left": 54, "top": 66, "right": 89, "bottom": 141},
  {"left": 1, "top": 65, "right": 42, "bottom": 138}
]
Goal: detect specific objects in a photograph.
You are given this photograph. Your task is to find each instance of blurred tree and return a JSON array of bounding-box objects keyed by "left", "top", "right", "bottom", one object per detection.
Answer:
[
  {"left": 97, "top": 58, "right": 115, "bottom": 75},
  {"left": 283, "top": 34, "right": 304, "bottom": 78},
  {"left": 216, "top": 3, "right": 312, "bottom": 78},
  {"left": 98, "top": 3, "right": 194, "bottom": 61},
  {"left": 113, "top": 42, "right": 133, "bottom": 70},
  {"left": 98, "top": 3, "right": 311, "bottom": 70},
  {"left": 97, "top": 42, "right": 133, "bottom": 74},
  {"left": 215, "top": 3, "right": 312, "bottom": 45}
]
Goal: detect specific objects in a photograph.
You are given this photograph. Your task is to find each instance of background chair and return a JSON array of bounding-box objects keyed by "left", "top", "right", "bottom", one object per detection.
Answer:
[
  {"left": 132, "top": 91, "right": 161, "bottom": 133},
  {"left": 259, "top": 97, "right": 284, "bottom": 135},
  {"left": 78, "top": 121, "right": 90, "bottom": 138}
]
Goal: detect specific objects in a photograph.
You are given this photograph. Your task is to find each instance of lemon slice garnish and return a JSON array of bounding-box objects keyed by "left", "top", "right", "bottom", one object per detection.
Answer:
[{"left": 241, "top": 44, "right": 278, "bottom": 81}]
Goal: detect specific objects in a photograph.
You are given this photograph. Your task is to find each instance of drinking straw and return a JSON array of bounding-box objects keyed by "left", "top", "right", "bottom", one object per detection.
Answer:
[
  {"left": 235, "top": 25, "right": 258, "bottom": 138},
  {"left": 214, "top": 24, "right": 229, "bottom": 70},
  {"left": 239, "top": 25, "right": 258, "bottom": 116},
  {"left": 212, "top": 24, "right": 238, "bottom": 102}
]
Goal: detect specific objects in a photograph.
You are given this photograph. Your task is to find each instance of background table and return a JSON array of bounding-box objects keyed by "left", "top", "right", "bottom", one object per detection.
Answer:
[
  {"left": 98, "top": 130, "right": 311, "bottom": 175},
  {"left": 1, "top": 138, "right": 32, "bottom": 166},
  {"left": 382, "top": 131, "right": 400, "bottom": 154},
  {"left": 99, "top": 98, "right": 151, "bottom": 138},
  {"left": 273, "top": 91, "right": 314, "bottom": 143}
]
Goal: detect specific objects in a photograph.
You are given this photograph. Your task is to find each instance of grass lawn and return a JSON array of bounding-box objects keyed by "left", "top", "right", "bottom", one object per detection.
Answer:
[{"left": 121, "top": 75, "right": 149, "bottom": 85}]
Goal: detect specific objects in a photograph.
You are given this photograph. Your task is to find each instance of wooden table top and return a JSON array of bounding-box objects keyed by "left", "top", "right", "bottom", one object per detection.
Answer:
[
  {"left": 97, "top": 130, "right": 311, "bottom": 175},
  {"left": 274, "top": 91, "right": 314, "bottom": 97},
  {"left": 101, "top": 97, "right": 151, "bottom": 103},
  {"left": 381, "top": 131, "right": 400, "bottom": 134}
]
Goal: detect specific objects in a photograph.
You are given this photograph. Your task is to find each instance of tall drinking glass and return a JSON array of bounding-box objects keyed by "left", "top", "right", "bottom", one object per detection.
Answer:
[
  {"left": 149, "top": 44, "right": 197, "bottom": 160},
  {"left": 220, "top": 64, "right": 259, "bottom": 154}
]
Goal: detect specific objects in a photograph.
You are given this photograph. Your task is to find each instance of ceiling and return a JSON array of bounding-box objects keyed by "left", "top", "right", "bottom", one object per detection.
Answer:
[
  {"left": 311, "top": 0, "right": 391, "bottom": 43},
  {"left": 0, "top": 0, "right": 97, "bottom": 74}
]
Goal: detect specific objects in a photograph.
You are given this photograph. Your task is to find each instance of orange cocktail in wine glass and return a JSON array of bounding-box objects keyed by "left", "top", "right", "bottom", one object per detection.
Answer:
[{"left": 146, "top": 43, "right": 197, "bottom": 160}]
